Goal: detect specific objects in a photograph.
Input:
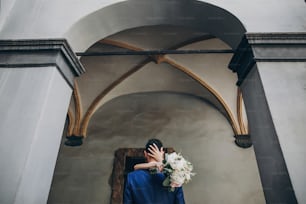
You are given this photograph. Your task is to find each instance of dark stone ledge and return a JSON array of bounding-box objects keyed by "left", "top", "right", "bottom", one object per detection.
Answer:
[
  {"left": 64, "top": 135, "right": 83, "bottom": 146},
  {"left": 229, "top": 33, "right": 306, "bottom": 86},
  {"left": 0, "top": 39, "right": 85, "bottom": 88},
  {"left": 234, "top": 134, "right": 252, "bottom": 148}
]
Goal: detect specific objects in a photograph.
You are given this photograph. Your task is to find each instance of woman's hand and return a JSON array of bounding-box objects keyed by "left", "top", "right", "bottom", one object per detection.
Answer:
[{"left": 147, "top": 143, "right": 164, "bottom": 163}]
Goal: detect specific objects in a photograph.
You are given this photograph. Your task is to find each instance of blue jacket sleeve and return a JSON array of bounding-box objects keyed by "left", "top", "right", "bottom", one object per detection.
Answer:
[
  {"left": 175, "top": 187, "right": 185, "bottom": 204},
  {"left": 123, "top": 175, "right": 133, "bottom": 204}
]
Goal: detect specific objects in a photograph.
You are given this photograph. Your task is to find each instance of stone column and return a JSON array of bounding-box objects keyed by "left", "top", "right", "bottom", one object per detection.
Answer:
[
  {"left": 0, "top": 39, "right": 84, "bottom": 204},
  {"left": 229, "top": 33, "right": 306, "bottom": 204}
]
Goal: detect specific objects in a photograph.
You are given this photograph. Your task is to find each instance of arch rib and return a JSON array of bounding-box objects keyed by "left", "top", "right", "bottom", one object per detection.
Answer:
[
  {"left": 164, "top": 57, "right": 240, "bottom": 135},
  {"left": 72, "top": 80, "right": 83, "bottom": 135},
  {"left": 67, "top": 108, "right": 74, "bottom": 136},
  {"left": 237, "top": 88, "right": 248, "bottom": 134},
  {"left": 80, "top": 38, "right": 241, "bottom": 136},
  {"left": 80, "top": 59, "right": 151, "bottom": 136}
]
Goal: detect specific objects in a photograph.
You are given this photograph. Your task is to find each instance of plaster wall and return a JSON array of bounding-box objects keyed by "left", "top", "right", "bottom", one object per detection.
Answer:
[
  {"left": 0, "top": 0, "right": 305, "bottom": 51},
  {"left": 0, "top": 0, "right": 17, "bottom": 30},
  {"left": 0, "top": 67, "right": 72, "bottom": 204},
  {"left": 257, "top": 62, "right": 306, "bottom": 204},
  {"left": 49, "top": 92, "right": 265, "bottom": 204}
]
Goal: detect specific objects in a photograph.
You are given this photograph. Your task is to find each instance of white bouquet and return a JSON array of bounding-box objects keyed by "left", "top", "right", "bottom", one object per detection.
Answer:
[{"left": 162, "top": 152, "right": 195, "bottom": 191}]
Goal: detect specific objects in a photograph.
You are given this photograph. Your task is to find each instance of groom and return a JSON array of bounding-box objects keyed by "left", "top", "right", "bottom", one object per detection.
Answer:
[{"left": 123, "top": 138, "right": 185, "bottom": 204}]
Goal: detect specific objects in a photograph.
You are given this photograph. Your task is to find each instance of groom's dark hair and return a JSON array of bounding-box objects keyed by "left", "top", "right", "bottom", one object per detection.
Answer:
[{"left": 145, "top": 138, "right": 163, "bottom": 152}]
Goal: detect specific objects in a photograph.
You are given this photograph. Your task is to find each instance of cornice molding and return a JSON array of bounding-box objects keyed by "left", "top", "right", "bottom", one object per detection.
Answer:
[
  {"left": 228, "top": 36, "right": 254, "bottom": 86},
  {"left": 229, "top": 33, "right": 306, "bottom": 86},
  {"left": 0, "top": 39, "right": 85, "bottom": 88},
  {"left": 245, "top": 32, "right": 306, "bottom": 44}
]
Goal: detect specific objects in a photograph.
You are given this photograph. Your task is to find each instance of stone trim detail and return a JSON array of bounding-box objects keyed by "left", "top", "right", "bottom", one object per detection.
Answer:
[
  {"left": 0, "top": 39, "right": 85, "bottom": 88},
  {"left": 64, "top": 135, "right": 83, "bottom": 146},
  {"left": 234, "top": 134, "right": 252, "bottom": 148},
  {"left": 229, "top": 33, "right": 306, "bottom": 86},
  {"left": 228, "top": 36, "right": 255, "bottom": 86}
]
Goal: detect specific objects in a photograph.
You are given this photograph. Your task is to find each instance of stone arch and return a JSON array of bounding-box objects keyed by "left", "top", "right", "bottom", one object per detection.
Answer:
[
  {"left": 64, "top": 0, "right": 246, "bottom": 52},
  {"left": 68, "top": 28, "right": 249, "bottom": 142},
  {"left": 64, "top": 1, "right": 247, "bottom": 139},
  {"left": 74, "top": 35, "right": 245, "bottom": 138}
]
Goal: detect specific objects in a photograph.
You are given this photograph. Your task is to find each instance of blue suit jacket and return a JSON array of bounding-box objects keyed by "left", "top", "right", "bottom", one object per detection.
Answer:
[{"left": 123, "top": 170, "right": 185, "bottom": 204}]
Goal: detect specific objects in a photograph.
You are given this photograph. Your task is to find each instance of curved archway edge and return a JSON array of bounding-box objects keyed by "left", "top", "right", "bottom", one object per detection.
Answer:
[{"left": 64, "top": 0, "right": 246, "bottom": 52}]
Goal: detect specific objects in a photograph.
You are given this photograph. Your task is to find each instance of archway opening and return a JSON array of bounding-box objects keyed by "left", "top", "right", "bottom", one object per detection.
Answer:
[{"left": 48, "top": 1, "right": 266, "bottom": 204}]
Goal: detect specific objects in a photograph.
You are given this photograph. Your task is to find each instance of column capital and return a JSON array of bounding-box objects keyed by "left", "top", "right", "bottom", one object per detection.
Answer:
[
  {"left": 229, "top": 33, "right": 306, "bottom": 85},
  {"left": 0, "top": 39, "right": 85, "bottom": 88}
]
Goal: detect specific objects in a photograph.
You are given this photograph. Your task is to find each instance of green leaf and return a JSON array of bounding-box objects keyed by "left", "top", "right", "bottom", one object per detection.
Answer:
[
  {"left": 162, "top": 177, "right": 170, "bottom": 187},
  {"left": 169, "top": 187, "right": 175, "bottom": 192}
]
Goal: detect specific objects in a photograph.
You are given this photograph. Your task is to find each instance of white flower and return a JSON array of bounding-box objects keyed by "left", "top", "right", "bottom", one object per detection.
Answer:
[{"left": 162, "top": 152, "right": 195, "bottom": 191}]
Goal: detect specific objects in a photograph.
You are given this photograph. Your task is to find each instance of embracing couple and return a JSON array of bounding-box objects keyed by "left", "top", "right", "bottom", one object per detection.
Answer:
[{"left": 123, "top": 138, "right": 185, "bottom": 204}]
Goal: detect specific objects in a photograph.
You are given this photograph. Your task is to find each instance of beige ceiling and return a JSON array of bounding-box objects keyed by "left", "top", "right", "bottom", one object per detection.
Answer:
[{"left": 68, "top": 25, "right": 247, "bottom": 138}]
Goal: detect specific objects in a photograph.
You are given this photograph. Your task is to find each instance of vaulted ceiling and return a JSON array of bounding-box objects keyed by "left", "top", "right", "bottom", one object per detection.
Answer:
[{"left": 67, "top": 25, "right": 248, "bottom": 141}]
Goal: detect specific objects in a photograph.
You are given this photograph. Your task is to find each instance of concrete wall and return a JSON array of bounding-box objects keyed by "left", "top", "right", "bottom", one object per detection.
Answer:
[
  {"left": 48, "top": 92, "right": 264, "bottom": 204},
  {"left": 257, "top": 62, "right": 306, "bottom": 203},
  {"left": 0, "top": 0, "right": 305, "bottom": 51},
  {"left": 0, "top": 67, "right": 72, "bottom": 204},
  {"left": 0, "top": 0, "right": 17, "bottom": 30}
]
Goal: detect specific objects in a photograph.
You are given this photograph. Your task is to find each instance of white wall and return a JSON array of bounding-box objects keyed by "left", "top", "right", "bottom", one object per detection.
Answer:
[
  {"left": 0, "top": 0, "right": 305, "bottom": 51},
  {"left": 257, "top": 62, "right": 306, "bottom": 204},
  {"left": 0, "top": 67, "right": 72, "bottom": 204},
  {"left": 0, "top": 0, "right": 17, "bottom": 30}
]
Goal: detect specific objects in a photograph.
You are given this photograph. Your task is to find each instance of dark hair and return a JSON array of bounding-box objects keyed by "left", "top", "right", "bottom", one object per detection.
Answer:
[{"left": 145, "top": 138, "right": 163, "bottom": 152}]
